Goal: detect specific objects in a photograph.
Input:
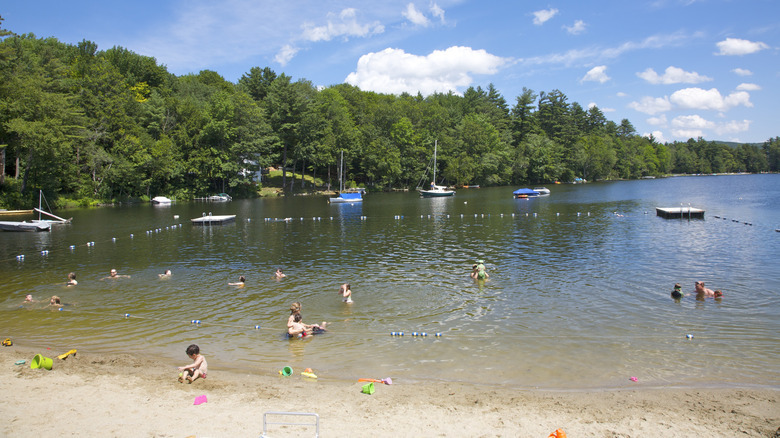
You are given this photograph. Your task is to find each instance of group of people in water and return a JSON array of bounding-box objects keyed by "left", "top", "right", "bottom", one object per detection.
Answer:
[{"left": 672, "top": 281, "right": 723, "bottom": 299}]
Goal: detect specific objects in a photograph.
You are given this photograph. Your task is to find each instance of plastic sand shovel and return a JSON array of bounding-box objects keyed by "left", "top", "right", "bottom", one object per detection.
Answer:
[
  {"left": 358, "top": 377, "right": 392, "bottom": 385},
  {"left": 57, "top": 349, "right": 77, "bottom": 360}
]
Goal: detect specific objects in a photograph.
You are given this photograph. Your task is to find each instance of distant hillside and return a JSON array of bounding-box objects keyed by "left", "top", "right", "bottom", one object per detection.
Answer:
[{"left": 714, "top": 141, "right": 763, "bottom": 149}]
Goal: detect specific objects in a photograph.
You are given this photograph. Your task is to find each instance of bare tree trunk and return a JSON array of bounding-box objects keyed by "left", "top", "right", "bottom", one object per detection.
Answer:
[
  {"left": 0, "top": 145, "right": 5, "bottom": 186},
  {"left": 282, "top": 143, "right": 287, "bottom": 192}
]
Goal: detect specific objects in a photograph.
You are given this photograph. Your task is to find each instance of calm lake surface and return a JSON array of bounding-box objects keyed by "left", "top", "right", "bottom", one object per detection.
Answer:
[{"left": 2, "top": 174, "right": 779, "bottom": 390}]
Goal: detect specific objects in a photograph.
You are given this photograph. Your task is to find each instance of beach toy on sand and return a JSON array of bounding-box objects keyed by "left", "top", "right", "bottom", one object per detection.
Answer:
[
  {"left": 361, "top": 382, "right": 375, "bottom": 395},
  {"left": 1, "top": 338, "right": 12, "bottom": 346},
  {"left": 629, "top": 376, "right": 638, "bottom": 382},
  {"left": 548, "top": 429, "right": 567, "bottom": 438},
  {"left": 358, "top": 377, "right": 392, "bottom": 385},
  {"left": 15, "top": 360, "right": 26, "bottom": 365},
  {"left": 193, "top": 395, "right": 207, "bottom": 405},
  {"left": 301, "top": 371, "right": 318, "bottom": 379},
  {"left": 279, "top": 366, "right": 293, "bottom": 376},
  {"left": 57, "top": 349, "right": 77, "bottom": 360},
  {"left": 30, "top": 354, "right": 53, "bottom": 370}
]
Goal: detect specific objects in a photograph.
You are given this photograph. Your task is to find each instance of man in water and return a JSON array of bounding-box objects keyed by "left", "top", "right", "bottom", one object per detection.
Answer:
[{"left": 694, "top": 281, "right": 715, "bottom": 297}]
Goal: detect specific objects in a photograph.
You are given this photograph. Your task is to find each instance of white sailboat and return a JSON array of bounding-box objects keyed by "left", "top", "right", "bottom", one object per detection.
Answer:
[
  {"left": 329, "top": 150, "right": 363, "bottom": 203},
  {"left": 32, "top": 190, "right": 71, "bottom": 224},
  {"left": 418, "top": 140, "right": 455, "bottom": 197}
]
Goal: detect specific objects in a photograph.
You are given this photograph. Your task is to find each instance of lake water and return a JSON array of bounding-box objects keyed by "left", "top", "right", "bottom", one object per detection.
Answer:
[{"left": 2, "top": 174, "right": 779, "bottom": 390}]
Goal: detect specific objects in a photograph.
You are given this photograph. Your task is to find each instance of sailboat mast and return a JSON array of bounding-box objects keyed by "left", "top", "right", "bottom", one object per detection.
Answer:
[
  {"left": 432, "top": 140, "right": 437, "bottom": 184},
  {"left": 339, "top": 150, "right": 344, "bottom": 192}
]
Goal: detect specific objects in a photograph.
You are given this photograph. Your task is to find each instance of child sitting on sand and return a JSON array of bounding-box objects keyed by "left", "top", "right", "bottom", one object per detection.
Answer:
[{"left": 178, "top": 344, "right": 207, "bottom": 383}]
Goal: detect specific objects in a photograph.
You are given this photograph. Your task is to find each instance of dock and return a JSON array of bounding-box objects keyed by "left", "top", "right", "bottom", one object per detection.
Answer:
[
  {"left": 656, "top": 207, "right": 705, "bottom": 219},
  {"left": 0, "top": 209, "right": 33, "bottom": 217},
  {"left": 0, "top": 221, "right": 51, "bottom": 232},
  {"left": 191, "top": 214, "right": 236, "bottom": 225}
]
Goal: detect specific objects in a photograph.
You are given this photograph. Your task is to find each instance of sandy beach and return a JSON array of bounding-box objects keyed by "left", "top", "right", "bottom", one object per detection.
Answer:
[{"left": 1, "top": 344, "right": 777, "bottom": 437}]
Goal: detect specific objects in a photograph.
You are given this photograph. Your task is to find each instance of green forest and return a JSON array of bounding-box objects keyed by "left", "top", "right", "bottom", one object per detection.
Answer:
[{"left": 1, "top": 17, "right": 778, "bottom": 208}]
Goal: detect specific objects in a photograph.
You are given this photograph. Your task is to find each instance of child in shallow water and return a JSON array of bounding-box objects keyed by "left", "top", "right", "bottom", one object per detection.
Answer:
[
  {"left": 339, "top": 283, "right": 353, "bottom": 303},
  {"left": 178, "top": 344, "right": 208, "bottom": 383},
  {"left": 671, "top": 283, "right": 683, "bottom": 299}
]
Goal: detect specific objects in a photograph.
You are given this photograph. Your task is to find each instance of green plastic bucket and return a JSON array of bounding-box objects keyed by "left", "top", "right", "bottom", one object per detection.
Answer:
[
  {"left": 361, "top": 382, "right": 375, "bottom": 395},
  {"left": 280, "top": 366, "right": 293, "bottom": 376},
  {"left": 31, "top": 354, "right": 53, "bottom": 370}
]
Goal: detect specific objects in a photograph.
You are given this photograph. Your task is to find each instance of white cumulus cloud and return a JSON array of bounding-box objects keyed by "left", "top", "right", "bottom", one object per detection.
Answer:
[
  {"left": 715, "top": 38, "right": 769, "bottom": 56},
  {"left": 345, "top": 46, "right": 509, "bottom": 96},
  {"left": 670, "top": 114, "right": 750, "bottom": 138},
  {"left": 532, "top": 8, "right": 558, "bottom": 25},
  {"left": 714, "top": 120, "right": 751, "bottom": 135},
  {"left": 736, "top": 83, "right": 761, "bottom": 91},
  {"left": 732, "top": 68, "right": 753, "bottom": 76},
  {"left": 670, "top": 87, "right": 752, "bottom": 112},
  {"left": 403, "top": 3, "right": 429, "bottom": 26},
  {"left": 672, "top": 114, "right": 714, "bottom": 130},
  {"left": 274, "top": 44, "right": 299, "bottom": 66},
  {"left": 647, "top": 114, "right": 667, "bottom": 127},
  {"left": 301, "top": 8, "right": 384, "bottom": 42},
  {"left": 646, "top": 131, "right": 667, "bottom": 143},
  {"left": 430, "top": 2, "right": 445, "bottom": 22},
  {"left": 581, "top": 65, "right": 610, "bottom": 83},
  {"left": 637, "top": 66, "right": 712, "bottom": 84},
  {"left": 628, "top": 96, "right": 672, "bottom": 115},
  {"left": 564, "top": 20, "right": 586, "bottom": 35}
]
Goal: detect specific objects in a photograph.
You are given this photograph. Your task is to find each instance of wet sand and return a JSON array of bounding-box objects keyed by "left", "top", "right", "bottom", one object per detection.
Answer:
[{"left": 1, "top": 344, "right": 778, "bottom": 437}]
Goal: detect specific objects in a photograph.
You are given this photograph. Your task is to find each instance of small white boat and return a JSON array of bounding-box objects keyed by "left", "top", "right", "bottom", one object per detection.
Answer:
[
  {"left": 151, "top": 196, "right": 173, "bottom": 204},
  {"left": 207, "top": 193, "right": 232, "bottom": 202},
  {"left": 533, "top": 187, "right": 551, "bottom": 196}
]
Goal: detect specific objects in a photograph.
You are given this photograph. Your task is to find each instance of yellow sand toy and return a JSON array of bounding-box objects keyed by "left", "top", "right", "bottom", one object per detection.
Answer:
[
  {"left": 1, "top": 338, "right": 12, "bottom": 347},
  {"left": 57, "top": 349, "right": 77, "bottom": 360}
]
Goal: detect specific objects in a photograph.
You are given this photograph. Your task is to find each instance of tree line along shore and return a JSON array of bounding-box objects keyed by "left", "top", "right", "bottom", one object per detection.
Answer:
[{"left": 1, "top": 16, "right": 778, "bottom": 209}]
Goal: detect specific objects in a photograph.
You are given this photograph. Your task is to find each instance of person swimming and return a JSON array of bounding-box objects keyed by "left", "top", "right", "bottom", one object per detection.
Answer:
[
  {"left": 671, "top": 283, "right": 683, "bottom": 299},
  {"left": 228, "top": 275, "right": 246, "bottom": 287}
]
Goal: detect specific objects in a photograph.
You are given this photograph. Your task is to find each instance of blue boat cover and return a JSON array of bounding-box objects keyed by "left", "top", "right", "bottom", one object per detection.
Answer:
[
  {"left": 513, "top": 188, "right": 538, "bottom": 196},
  {"left": 339, "top": 192, "right": 363, "bottom": 200}
]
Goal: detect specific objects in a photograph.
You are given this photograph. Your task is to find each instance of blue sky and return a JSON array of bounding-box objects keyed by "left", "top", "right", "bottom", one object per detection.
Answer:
[{"left": 3, "top": 0, "right": 778, "bottom": 143}]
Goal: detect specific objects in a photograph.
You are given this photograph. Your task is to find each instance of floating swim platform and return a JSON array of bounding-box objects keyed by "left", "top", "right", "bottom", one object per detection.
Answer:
[
  {"left": 655, "top": 207, "right": 705, "bottom": 219},
  {"left": 191, "top": 215, "right": 236, "bottom": 225}
]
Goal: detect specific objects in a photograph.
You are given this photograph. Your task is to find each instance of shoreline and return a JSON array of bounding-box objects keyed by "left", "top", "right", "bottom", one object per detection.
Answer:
[{"left": 2, "top": 344, "right": 777, "bottom": 437}]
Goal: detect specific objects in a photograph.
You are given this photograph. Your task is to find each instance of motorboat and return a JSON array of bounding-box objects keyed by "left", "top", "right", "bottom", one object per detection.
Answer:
[
  {"left": 513, "top": 188, "right": 540, "bottom": 199},
  {"left": 207, "top": 193, "right": 232, "bottom": 202},
  {"left": 533, "top": 187, "right": 551, "bottom": 196},
  {"left": 151, "top": 196, "right": 173, "bottom": 204}
]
